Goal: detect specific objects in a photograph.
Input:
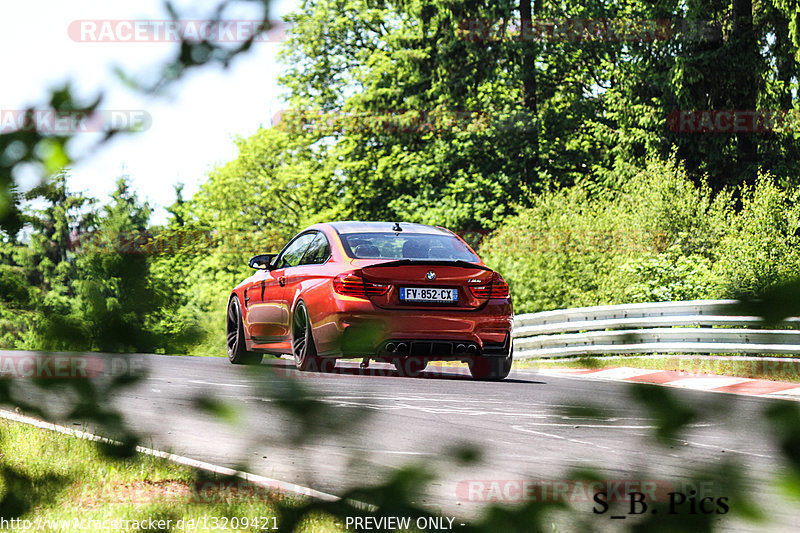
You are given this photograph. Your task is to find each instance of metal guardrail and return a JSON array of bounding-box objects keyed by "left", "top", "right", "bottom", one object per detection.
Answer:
[{"left": 512, "top": 300, "right": 800, "bottom": 359}]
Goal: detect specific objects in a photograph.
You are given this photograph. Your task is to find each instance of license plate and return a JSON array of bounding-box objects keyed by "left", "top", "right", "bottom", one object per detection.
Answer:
[{"left": 399, "top": 287, "right": 458, "bottom": 303}]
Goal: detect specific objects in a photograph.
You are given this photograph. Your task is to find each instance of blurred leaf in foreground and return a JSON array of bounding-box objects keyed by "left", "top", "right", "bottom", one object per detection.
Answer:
[{"left": 630, "top": 384, "right": 697, "bottom": 444}]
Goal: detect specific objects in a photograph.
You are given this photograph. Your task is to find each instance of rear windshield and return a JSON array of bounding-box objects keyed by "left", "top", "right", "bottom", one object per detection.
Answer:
[{"left": 340, "top": 232, "right": 480, "bottom": 262}]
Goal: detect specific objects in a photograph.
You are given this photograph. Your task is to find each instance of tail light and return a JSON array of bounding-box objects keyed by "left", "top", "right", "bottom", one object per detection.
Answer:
[
  {"left": 490, "top": 274, "right": 510, "bottom": 298},
  {"left": 365, "top": 280, "right": 390, "bottom": 296},
  {"left": 333, "top": 272, "right": 364, "bottom": 297},
  {"left": 333, "top": 270, "right": 389, "bottom": 298},
  {"left": 469, "top": 273, "right": 510, "bottom": 299},
  {"left": 469, "top": 284, "right": 491, "bottom": 298}
]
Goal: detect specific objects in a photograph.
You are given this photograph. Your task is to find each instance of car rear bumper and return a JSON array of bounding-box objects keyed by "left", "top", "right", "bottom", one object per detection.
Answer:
[{"left": 312, "top": 298, "right": 513, "bottom": 358}]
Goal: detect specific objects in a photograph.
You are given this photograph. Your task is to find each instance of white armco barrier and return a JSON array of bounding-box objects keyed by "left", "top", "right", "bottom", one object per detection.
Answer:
[{"left": 512, "top": 300, "right": 800, "bottom": 359}]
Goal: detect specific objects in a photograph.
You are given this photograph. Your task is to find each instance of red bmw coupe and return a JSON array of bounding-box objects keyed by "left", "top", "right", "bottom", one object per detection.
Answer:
[{"left": 226, "top": 221, "right": 513, "bottom": 380}]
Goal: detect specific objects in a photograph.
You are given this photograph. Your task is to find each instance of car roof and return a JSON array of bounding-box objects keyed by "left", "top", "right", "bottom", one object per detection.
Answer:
[{"left": 326, "top": 221, "right": 453, "bottom": 236}]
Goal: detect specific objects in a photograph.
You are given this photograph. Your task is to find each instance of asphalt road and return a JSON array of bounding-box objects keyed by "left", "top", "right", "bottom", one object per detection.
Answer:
[{"left": 5, "top": 352, "right": 799, "bottom": 531}]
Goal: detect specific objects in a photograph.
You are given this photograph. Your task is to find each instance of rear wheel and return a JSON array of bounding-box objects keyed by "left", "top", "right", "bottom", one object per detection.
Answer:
[
  {"left": 292, "top": 301, "right": 332, "bottom": 372},
  {"left": 393, "top": 358, "right": 427, "bottom": 377},
  {"left": 226, "top": 297, "right": 263, "bottom": 365},
  {"left": 468, "top": 356, "right": 511, "bottom": 380},
  {"left": 468, "top": 340, "right": 512, "bottom": 381}
]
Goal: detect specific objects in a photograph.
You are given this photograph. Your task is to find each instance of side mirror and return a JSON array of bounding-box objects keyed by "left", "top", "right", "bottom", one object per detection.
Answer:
[{"left": 248, "top": 254, "right": 276, "bottom": 270}]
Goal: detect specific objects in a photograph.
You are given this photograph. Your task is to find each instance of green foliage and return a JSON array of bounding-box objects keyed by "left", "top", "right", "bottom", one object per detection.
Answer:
[
  {"left": 0, "top": 173, "right": 197, "bottom": 354},
  {"left": 63, "top": 179, "right": 164, "bottom": 352},
  {"left": 278, "top": 0, "right": 537, "bottom": 229},
  {"left": 0, "top": 172, "right": 92, "bottom": 349},
  {"left": 193, "top": 127, "right": 340, "bottom": 237},
  {"left": 621, "top": 249, "right": 717, "bottom": 303},
  {"left": 712, "top": 176, "right": 800, "bottom": 296},
  {"left": 275, "top": 0, "right": 800, "bottom": 215},
  {"left": 478, "top": 159, "right": 800, "bottom": 313}
]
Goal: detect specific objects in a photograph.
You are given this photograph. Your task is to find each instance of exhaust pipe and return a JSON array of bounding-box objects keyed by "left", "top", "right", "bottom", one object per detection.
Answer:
[
  {"left": 467, "top": 344, "right": 478, "bottom": 354},
  {"left": 385, "top": 343, "right": 396, "bottom": 353},
  {"left": 396, "top": 342, "right": 408, "bottom": 354},
  {"left": 455, "top": 343, "right": 466, "bottom": 354}
]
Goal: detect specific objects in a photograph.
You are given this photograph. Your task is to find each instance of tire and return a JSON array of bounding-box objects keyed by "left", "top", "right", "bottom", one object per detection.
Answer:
[
  {"left": 226, "top": 296, "right": 263, "bottom": 365},
  {"left": 292, "top": 301, "right": 327, "bottom": 372},
  {"left": 468, "top": 340, "right": 512, "bottom": 381},
  {"left": 393, "top": 358, "right": 427, "bottom": 377}
]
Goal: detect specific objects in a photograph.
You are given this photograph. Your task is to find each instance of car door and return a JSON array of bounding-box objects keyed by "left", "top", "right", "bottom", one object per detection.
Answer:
[
  {"left": 243, "top": 265, "right": 286, "bottom": 341},
  {"left": 286, "top": 231, "right": 335, "bottom": 351},
  {"left": 244, "top": 232, "right": 316, "bottom": 341},
  {"left": 267, "top": 231, "right": 318, "bottom": 340}
]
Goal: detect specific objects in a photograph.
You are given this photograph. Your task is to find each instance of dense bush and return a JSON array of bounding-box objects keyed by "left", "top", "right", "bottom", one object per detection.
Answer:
[
  {"left": 479, "top": 159, "right": 800, "bottom": 313},
  {"left": 712, "top": 177, "right": 800, "bottom": 297}
]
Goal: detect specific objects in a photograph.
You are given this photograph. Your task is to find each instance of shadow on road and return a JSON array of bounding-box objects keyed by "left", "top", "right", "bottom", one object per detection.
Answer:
[{"left": 256, "top": 358, "right": 544, "bottom": 384}]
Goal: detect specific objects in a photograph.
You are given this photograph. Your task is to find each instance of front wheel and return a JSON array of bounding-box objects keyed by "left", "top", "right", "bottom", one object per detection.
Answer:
[{"left": 226, "top": 296, "right": 263, "bottom": 365}]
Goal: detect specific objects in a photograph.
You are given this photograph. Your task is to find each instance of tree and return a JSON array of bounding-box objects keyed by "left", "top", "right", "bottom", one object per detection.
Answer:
[
  {"left": 280, "top": 0, "right": 533, "bottom": 231},
  {"left": 0, "top": 172, "right": 96, "bottom": 349},
  {"left": 66, "top": 177, "right": 158, "bottom": 352},
  {"left": 192, "top": 127, "right": 338, "bottom": 238},
  {"left": 23, "top": 176, "right": 173, "bottom": 353}
]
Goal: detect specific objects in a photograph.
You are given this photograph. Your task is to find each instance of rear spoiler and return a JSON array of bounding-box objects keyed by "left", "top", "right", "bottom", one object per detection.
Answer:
[{"left": 361, "top": 259, "right": 491, "bottom": 271}]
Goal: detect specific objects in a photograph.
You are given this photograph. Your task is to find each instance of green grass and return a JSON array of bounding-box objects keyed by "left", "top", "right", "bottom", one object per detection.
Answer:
[
  {"left": 513, "top": 356, "right": 800, "bottom": 383},
  {"left": 0, "top": 419, "right": 347, "bottom": 532}
]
